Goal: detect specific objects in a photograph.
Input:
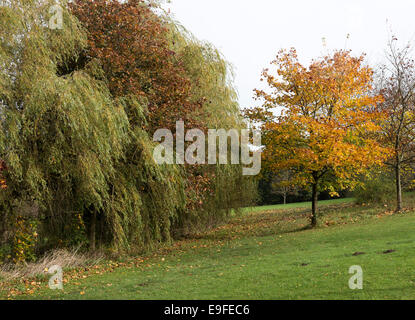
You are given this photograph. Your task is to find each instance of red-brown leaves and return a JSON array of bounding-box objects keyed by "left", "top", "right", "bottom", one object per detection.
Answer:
[{"left": 70, "top": 0, "right": 203, "bottom": 133}]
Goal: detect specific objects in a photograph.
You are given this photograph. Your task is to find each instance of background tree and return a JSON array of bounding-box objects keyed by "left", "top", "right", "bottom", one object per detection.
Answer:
[
  {"left": 376, "top": 38, "right": 415, "bottom": 212},
  {"left": 246, "top": 49, "right": 388, "bottom": 227},
  {"left": 70, "top": 0, "right": 204, "bottom": 133},
  {"left": 271, "top": 169, "right": 298, "bottom": 205}
]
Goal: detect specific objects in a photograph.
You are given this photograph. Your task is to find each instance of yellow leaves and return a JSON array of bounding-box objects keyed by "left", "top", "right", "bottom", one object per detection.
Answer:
[{"left": 329, "top": 191, "right": 340, "bottom": 198}]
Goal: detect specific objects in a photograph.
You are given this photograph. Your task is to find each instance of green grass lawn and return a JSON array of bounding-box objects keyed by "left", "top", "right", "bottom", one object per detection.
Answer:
[
  {"left": 2, "top": 196, "right": 415, "bottom": 300},
  {"left": 243, "top": 197, "right": 355, "bottom": 213}
]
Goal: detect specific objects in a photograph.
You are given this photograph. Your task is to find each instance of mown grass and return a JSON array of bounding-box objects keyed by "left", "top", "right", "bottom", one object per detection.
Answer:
[
  {"left": 243, "top": 197, "right": 355, "bottom": 213},
  {"left": 2, "top": 195, "right": 415, "bottom": 300}
]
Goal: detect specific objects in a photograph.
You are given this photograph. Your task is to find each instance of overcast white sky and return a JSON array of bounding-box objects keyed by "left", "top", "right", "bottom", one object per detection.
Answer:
[{"left": 164, "top": 0, "right": 415, "bottom": 110}]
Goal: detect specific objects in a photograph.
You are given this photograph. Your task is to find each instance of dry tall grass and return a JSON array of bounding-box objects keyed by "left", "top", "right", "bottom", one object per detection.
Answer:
[{"left": 0, "top": 248, "right": 104, "bottom": 281}]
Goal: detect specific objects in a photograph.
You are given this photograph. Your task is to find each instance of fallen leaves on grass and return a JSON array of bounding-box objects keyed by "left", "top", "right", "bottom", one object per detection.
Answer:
[{"left": 2, "top": 200, "right": 413, "bottom": 299}]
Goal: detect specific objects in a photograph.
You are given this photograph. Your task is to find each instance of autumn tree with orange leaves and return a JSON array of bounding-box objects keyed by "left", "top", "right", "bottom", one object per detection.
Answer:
[{"left": 246, "top": 49, "right": 389, "bottom": 227}]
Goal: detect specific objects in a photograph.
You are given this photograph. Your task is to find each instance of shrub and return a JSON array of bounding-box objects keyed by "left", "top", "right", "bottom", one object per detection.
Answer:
[{"left": 354, "top": 172, "right": 395, "bottom": 204}]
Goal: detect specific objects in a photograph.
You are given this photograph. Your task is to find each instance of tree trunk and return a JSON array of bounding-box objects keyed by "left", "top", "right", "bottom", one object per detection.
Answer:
[
  {"left": 396, "top": 160, "right": 402, "bottom": 212},
  {"left": 311, "top": 183, "right": 318, "bottom": 228},
  {"left": 283, "top": 193, "right": 287, "bottom": 205},
  {"left": 90, "top": 211, "right": 96, "bottom": 251}
]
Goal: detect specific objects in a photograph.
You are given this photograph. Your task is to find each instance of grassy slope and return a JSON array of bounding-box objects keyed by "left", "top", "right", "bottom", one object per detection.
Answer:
[{"left": 3, "top": 197, "right": 415, "bottom": 300}]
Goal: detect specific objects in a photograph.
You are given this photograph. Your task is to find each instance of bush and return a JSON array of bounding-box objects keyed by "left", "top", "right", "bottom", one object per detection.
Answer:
[{"left": 354, "top": 172, "right": 395, "bottom": 205}]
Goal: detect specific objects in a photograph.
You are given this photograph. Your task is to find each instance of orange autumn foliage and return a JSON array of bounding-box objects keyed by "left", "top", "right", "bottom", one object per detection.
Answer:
[{"left": 246, "top": 49, "right": 390, "bottom": 225}]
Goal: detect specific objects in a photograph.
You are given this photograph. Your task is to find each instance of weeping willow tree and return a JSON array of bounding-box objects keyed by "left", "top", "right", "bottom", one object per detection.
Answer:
[{"left": 0, "top": 0, "right": 185, "bottom": 260}]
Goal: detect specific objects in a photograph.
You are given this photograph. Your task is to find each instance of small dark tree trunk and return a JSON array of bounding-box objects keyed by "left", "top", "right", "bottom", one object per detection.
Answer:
[
  {"left": 90, "top": 211, "right": 96, "bottom": 251},
  {"left": 311, "top": 183, "right": 318, "bottom": 228},
  {"left": 396, "top": 160, "right": 402, "bottom": 212}
]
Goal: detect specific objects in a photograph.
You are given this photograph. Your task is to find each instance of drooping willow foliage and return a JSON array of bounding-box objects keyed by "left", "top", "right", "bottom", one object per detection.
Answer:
[
  {"left": 167, "top": 22, "right": 257, "bottom": 235},
  {"left": 0, "top": 0, "right": 256, "bottom": 262}
]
